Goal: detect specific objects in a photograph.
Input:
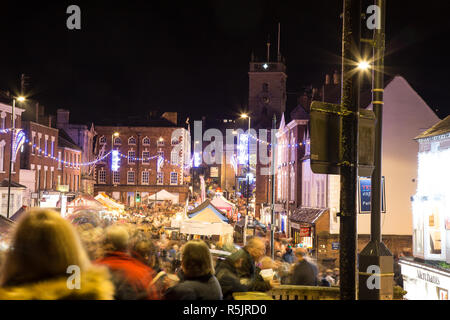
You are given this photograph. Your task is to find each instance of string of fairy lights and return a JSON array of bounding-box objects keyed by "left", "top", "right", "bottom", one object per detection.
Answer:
[
  {"left": 0, "top": 128, "right": 191, "bottom": 170},
  {"left": 246, "top": 132, "right": 310, "bottom": 148},
  {"left": 1, "top": 128, "right": 308, "bottom": 170}
]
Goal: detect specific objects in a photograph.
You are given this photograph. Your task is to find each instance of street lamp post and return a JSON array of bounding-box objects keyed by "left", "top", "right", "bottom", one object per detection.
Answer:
[
  {"left": 7, "top": 96, "right": 25, "bottom": 218},
  {"left": 241, "top": 114, "right": 251, "bottom": 246}
]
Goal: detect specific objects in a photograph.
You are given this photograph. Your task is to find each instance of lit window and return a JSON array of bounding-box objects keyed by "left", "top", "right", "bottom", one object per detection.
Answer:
[
  {"left": 128, "top": 136, "right": 136, "bottom": 145},
  {"left": 142, "top": 171, "right": 149, "bottom": 184},
  {"left": 113, "top": 171, "right": 120, "bottom": 184},
  {"left": 142, "top": 137, "right": 150, "bottom": 146},
  {"left": 157, "top": 138, "right": 165, "bottom": 147},
  {"left": 99, "top": 169, "right": 106, "bottom": 183},
  {"left": 128, "top": 150, "right": 136, "bottom": 164},
  {"left": 170, "top": 172, "right": 178, "bottom": 185},
  {"left": 127, "top": 171, "right": 135, "bottom": 184},
  {"left": 171, "top": 138, "right": 179, "bottom": 145},
  {"left": 157, "top": 150, "right": 164, "bottom": 158},
  {"left": 157, "top": 172, "right": 164, "bottom": 185},
  {"left": 51, "top": 140, "right": 54, "bottom": 157},
  {"left": 114, "top": 137, "right": 121, "bottom": 145},
  {"left": 99, "top": 136, "right": 106, "bottom": 144},
  {"left": 171, "top": 150, "right": 178, "bottom": 164},
  {"left": 142, "top": 151, "right": 150, "bottom": 164}
]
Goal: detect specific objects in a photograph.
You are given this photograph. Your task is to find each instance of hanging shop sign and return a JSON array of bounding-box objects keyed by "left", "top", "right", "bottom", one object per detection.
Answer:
[
  {"left": 299, "top": 227, "right": 311, "bottom": 237},
  {"left": 358, "top": 176, "right": 386, "bottom": 214}
]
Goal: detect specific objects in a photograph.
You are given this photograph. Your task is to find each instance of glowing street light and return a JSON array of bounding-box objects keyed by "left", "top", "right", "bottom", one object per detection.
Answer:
[{"left": 358, "top": 60, "right": 370, "bottom": 70}]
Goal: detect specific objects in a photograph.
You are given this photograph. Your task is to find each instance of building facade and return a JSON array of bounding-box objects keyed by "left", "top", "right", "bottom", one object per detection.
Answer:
[
  {"left": 56, "top": 109, "right": 97, "bottom": 195},
  {"left": 94, "top": 113, "right": 190, "bottom": 206},
  {"left": 20, "top": 121, "right": 59, "bottom": 206},
  {"left": 0, "top": 101, "right": 25, "bottom": 217}
]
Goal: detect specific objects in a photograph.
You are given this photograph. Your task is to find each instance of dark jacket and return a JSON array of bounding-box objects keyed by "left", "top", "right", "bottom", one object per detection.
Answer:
[
  {"left": 291, "top": 259, "right": 318, "bottom": 286},
  {"left": 282, "top": 249, "right": 295, "bottom": 264},
  {"left": 215, "top": 249, "right": 270, "bottom": 300},
  {"left": 164, "top": 274, "right": 223, "bottom": 300}
]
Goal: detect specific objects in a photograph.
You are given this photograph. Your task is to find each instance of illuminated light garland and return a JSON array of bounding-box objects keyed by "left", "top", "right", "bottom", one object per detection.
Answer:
[{"left": 247, "top": 133, "right": 305, "bottom": 149}]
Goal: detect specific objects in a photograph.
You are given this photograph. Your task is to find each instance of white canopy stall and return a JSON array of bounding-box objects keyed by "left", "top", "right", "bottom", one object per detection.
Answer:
[
  {"left": 148, "top": 189, "right": 179, "bottom": 204},
  {"left": 179, "top": 200, "right": 234, "bottom": 245}
]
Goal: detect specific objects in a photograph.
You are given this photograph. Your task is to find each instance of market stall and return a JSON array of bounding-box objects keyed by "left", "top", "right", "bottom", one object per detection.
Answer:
[
  {"left": 94, "top": 192, "right": 125, "bottom": 216},
  {"left": 211, "top": 192, "right": 236, "bottom": 218},
  {"left": 66, "top": 193, "right": 107, "bottom": 215},
  {"left": 179, "top": 200, "right": 233, "bottom": 245},
  {"left": 148, "top": 189, "right": 179, "bottom": 204}
]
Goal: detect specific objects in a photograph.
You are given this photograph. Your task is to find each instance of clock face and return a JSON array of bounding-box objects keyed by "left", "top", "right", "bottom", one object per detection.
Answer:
[{"left": 258, "top": 92, "right": 272, "bottom": 106}]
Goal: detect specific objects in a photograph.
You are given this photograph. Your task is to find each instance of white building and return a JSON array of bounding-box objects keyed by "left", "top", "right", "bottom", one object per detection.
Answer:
[{"left": 400, "top": 115, "right": 450, "bottom": 300}]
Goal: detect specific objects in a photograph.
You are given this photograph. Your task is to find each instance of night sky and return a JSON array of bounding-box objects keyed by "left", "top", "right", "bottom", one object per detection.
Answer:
[{"left": 1, "top": 0, "right": 449, "bottom": 124}]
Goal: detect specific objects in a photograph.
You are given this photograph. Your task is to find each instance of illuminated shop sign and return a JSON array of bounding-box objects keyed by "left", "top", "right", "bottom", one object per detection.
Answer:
[
  {"left": 111, "top": 150, "right": 120, "bottom": 172},
  {"left": 358, "top": 176, "right": 386, "bottom": 214}
]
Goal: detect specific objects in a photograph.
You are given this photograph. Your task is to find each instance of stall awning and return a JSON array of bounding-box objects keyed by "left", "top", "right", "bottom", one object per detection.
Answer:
[{"left": 290, "top": 207, "right": 327, "bottom": 224}]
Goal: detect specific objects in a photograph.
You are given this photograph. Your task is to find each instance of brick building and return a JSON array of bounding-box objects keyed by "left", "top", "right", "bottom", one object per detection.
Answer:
[
  {"left": 56, "top": 109, "right": 96, "bottom": 195},
  {"left": 20, "top": 120, "right": 59, "bottom": 206},
  {"left": 94, "top": 112, "right": 190, "bottom": 206},
  {"left": 57, "top": 129, "right": 82, "bottom": 193},
  {"left": 0, "top": 100, "right": 26, "bottom": 217}
]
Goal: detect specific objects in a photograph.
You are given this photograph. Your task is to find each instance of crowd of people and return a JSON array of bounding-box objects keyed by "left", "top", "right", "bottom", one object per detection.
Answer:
[{"left": 0, "top": 194, "right": 341, "bottom": 300}]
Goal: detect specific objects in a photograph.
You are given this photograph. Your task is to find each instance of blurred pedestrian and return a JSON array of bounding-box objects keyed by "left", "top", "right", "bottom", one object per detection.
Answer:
[
  {"left": 0, "top": 209, "right": 114, "bottom": 300},
  {"left": 164, "top": 240, "right": 222, "bottom": 300},
  {"left": 215, "top": 237, "right": 271, "bottom": 299},
  {"left": 290, "top": 248, "right": 318, "bottom": 286},
  {"left": 95, "top": 225, "right": 159, "bottom": 300},
  {"left": 282, "top": 245, "right": 295, "bottom": 264}
]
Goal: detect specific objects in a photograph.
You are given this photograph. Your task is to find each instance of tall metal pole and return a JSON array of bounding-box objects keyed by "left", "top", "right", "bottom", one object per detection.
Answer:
[
  {"left": 6, "top": 99, "right": 16, "bottom": 218},
  {"left": 270, "top": 114, "right": 276, "bottom": 259},
  {"left": 339, "top": 0, "right": 361, "bottom": 300},
  {"left": 359, "top": 0, "right": 393, "bottom": 300},
  {"left": 371, "top": 0, "right": 386, "bottom": 246},
  {"left": 244, "top": 117, "right": 250, "bottom": 246}
]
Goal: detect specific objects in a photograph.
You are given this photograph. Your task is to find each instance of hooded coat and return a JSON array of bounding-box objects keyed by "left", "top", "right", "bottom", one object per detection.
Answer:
[{"left": 0, "top": 266, "right": 114, "bottom": 300}]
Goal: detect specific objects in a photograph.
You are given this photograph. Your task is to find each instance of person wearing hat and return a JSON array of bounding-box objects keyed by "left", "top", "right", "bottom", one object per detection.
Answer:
[{"left": 290, "top": 248, "right": 318, "bottom": 286}]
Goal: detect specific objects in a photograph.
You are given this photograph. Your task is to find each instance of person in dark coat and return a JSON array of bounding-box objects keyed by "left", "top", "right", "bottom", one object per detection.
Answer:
[
  {"left": 282, "top": 246, "right": 295, "bottom": 264},
  {"left": 215, "top": 237, "right": 271, "bottom": 299},
  {"left": 290, "top": 248, "right": 318, "bottom": 286},
  {"left": 164, "top": 240, "right": 222, "bottom": 300}
]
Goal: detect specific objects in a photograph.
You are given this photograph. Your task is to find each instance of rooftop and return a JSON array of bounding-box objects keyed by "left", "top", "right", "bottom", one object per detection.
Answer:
[{"left": 415, "top": 115, "right": 450, "bottom": 140}]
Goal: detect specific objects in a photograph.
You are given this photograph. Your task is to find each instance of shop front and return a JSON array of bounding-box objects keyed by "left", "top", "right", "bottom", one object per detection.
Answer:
[
  {"left": 290, "top": 222, "right": 313, "bottom": 248},
  {"left": 400, "top": 258, "right": 450, "bottom": 300},
  {"left": 289, "top": 207, "right": 327, "bottom": 251}
]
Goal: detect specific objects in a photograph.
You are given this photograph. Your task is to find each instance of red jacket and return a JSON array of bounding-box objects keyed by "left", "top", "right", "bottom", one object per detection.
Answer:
[{"left": 95, "top": 251, "right": 159, "bottom": 300}]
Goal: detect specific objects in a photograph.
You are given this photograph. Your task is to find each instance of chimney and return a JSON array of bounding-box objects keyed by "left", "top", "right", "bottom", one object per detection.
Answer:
[
  {"left": 333, "top": 70, "right": 339, "bottom": 85},
  {"left": 162, "top": 112, "right": 177, "bottom": 125},
  {"left": 325, "top": 74, "right": 330, "bottom": 85},
  {"left": 56, "top": 109, "right": 70, "bottom": 129}
]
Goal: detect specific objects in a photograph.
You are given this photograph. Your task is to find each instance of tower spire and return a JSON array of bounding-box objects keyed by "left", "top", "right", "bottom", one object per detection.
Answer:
[{"left": 266, "top": 34, "right": 271, "bottom": 62}]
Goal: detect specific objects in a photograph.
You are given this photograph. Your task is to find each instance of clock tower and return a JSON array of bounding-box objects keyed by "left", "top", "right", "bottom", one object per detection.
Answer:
[{"left": 248, "top": 53, "right": 287, "bottom": 128}]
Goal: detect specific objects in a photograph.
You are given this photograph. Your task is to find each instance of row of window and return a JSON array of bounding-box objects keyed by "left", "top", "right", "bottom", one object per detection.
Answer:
[
  {"left": 99, "top": 136, "right": 180, "bottom": 146},
  {"left": 98, "top": 170, "right": 178, "bottom": 185},
  {"left": 31, "top": 134, "right": 56, "bottom": 158}
]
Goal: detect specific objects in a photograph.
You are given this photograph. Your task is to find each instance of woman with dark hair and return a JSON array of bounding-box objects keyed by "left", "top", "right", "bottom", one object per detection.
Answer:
[{"left": 164, "top": 240, "right": 222, "bottom": 300}]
